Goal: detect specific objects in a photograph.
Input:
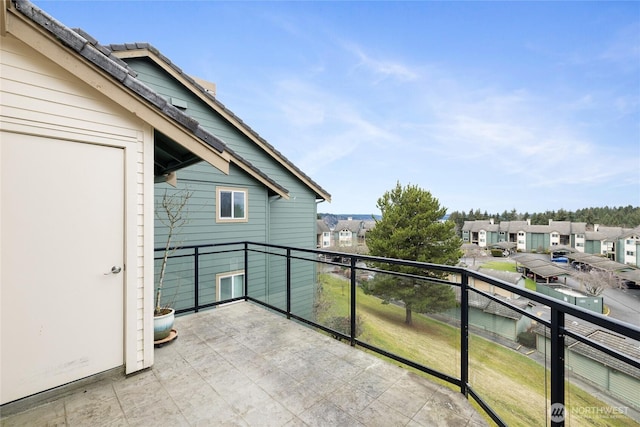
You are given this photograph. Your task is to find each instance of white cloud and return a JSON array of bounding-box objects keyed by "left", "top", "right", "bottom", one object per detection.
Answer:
[{"left": 343, "top": 42, "right": 419, "bottom": 83}]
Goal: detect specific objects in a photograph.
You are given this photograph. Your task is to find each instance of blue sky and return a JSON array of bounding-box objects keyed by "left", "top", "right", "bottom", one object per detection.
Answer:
[{"left": 34, "top": 1, "right": 640, "bottom": 216}]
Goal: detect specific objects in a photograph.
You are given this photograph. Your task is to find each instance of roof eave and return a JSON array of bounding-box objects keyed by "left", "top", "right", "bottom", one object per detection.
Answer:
[
  {"left": 6, "top": 0, "right": 231, "bottom": 175},
  {"left": 109, "top": 46, "right": 331, "bottom": 202}
]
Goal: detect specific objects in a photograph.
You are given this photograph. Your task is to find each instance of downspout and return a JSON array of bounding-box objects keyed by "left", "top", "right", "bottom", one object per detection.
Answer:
[{"left": 266, "top": 194, "right": 282, "bottom": 304}]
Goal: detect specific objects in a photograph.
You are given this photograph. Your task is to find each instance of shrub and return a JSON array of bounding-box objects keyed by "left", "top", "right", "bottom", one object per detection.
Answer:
[
  {"left": 490, "top": 249, "right": 504, "bottom": 257},
  {"left": 517, "top": 330, "right": 536, "bottom": 348},
  {"left": 325, "top": 315, "right": 363, "bottom": 341}
]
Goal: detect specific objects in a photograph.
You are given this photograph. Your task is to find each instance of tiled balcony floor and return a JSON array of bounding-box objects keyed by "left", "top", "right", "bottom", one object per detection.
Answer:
[{"left": 1, "top": 302, "right": 488, "bottom": 426}]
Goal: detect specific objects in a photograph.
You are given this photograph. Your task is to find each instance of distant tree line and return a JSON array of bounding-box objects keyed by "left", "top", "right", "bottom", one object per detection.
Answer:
[{"left": 448, "top": 205, "right": 640, "bottom": 233}]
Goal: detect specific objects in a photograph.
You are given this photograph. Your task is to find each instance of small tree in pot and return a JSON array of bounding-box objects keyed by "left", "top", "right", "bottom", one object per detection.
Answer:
[{"left": 154, "top": 188, "right": 192, "bottom": 341}]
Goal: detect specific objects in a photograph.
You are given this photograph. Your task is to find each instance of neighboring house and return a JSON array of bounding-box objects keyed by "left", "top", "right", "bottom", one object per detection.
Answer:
[
  {"left": 317, "top": 220, "right": 332, "bottom": 248},
  {"left": 461, "top": 219, "right": 499, "bottom": 247},
  {"left": 106, "top": 42, "right": 330, "bottom": 318},
  {"left": 473, "top": 268, "right": 527, "bottom": 300},
  {"left": 0, "top": 0, "right": 328, "bottom": 405},
  {"left": 333, "top": 219, "right": 363, "bottom": 248},
  {"left": 444, "top": 288, "right": 532, "bottom": 342},
  {"left": 584, "top": 224, "right": 623, "bottom": 257},
  {"left": 617, "top": 227, "right": 640, "bottom": 267},
  {"left": 533, "top": 322, "right": 640, "bottom": 410},
  {"left": 462, "top": 219, "right": 639, "bottom": 266},
  {"left": 330, "top": 218, "right": 375, "bottom": 251}
]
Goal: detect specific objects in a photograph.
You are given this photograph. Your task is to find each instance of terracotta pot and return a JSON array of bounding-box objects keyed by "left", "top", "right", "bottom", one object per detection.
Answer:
[{"left": 154, "top": 308, "right": 175, "bottom": 341}]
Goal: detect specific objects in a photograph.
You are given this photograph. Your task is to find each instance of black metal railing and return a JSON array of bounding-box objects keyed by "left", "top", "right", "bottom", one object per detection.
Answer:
[{"left": 155, "top": 241, "right": 640, "bottom": 426}]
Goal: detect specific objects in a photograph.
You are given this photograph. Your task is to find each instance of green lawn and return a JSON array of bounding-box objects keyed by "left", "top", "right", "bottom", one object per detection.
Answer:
[{"left": 316, "top": 272, "right": 637, "bottom": 427}]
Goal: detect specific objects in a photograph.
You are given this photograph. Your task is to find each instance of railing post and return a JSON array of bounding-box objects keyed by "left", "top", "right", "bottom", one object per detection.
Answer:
[
  {"left": 460, "top": 271, "right": 469, "bottom": 398},
  {"left": 244, "top": 242, "right": 249, "bottom": 301},
  {"left": 550, "top": 307, "right": 565, "bottom": 426},
  {"left": 350, "top": 256, "right": 357, "bottom": 347},
  {"left": 194, "top": 247, "right": 199, "bottom": 313},
  {"left": 286, "top": 248, "right": 291, "bottom": 319}
]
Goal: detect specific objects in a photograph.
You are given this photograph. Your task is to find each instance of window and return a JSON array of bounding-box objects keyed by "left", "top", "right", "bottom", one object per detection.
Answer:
[
  {"left": 217, "top": 187, "right": 247, "bottom": 222},
  {"left": 339, "top": 229, "right": 352, "bottom": 247},
  {"left": 217, "top": 271, "right": 244, "bottom": 300},
  {"left": 627, "top": 251, "right": 635, "bottom": 256}
]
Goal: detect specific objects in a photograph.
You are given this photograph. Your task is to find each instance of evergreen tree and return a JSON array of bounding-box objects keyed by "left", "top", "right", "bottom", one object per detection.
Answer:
[{"left": 364, "top": 182, "right": 461, "bottom": 325}]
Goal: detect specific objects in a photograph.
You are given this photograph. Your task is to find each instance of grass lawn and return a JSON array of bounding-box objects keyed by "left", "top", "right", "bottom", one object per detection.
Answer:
[{"left": 317, "top": 272, "right": 637, "bottom": 427}]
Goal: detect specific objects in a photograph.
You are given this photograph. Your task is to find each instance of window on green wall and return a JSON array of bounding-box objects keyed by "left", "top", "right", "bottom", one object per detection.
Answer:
[
  {"left": 216, "top": 186, "right": 248, "bottom": 222},
  {"left": 216, "top": 271, "right": 244, "bottom": 301}
]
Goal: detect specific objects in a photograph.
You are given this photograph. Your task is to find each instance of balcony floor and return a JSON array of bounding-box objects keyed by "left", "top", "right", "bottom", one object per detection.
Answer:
[{"left": 1, "top": 302, "right": 488, "bottom": 426}]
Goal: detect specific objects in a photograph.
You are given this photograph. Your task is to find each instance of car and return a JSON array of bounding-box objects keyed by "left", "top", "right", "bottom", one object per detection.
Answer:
[{"left": 623, "top": 280, "right": 640, "bottom": 290}]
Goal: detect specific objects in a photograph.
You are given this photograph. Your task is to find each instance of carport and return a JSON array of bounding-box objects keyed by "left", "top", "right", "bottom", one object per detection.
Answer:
[
  {"left": 565, "top": 253, "right": 639, "bottom": 288},
  {"left": 513, "top": 254, "right": 571, "bottom": 284}
]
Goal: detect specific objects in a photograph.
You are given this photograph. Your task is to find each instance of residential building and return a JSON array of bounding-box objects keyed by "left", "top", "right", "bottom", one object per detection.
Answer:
[
  {"left": 0, "top": 0, "right": 328, "bottom": 405},
  {"left": 106, "top": 42, "right": 330, "bottom": 319},
  {"left": 317, "top": 219, "right": 331, "bottom": 248},
  {"left": 333, "top": 219, "right": 363, "bottom": 247},
  {"left": 618, "top": 227, "right": 640, "bottom": 267},
  {"left": 462, "top": 219, "right": 640, "bottom": 267}
]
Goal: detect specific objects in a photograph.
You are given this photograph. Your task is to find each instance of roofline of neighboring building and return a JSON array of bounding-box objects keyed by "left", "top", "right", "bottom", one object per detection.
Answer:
[
  {"left": 107, "top": 44, "right": 331, "bottom": 203},
  {"left": 462, "top": 219, "right": 637, "bottom": 241}
]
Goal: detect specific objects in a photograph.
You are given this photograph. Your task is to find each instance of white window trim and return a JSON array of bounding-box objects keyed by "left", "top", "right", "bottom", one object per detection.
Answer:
[
  {"left": 216, "top": 270, "right": 245, "bottom": 300},
  {"left": 216, "top": 186, "right": 248, "bottom": 223}
]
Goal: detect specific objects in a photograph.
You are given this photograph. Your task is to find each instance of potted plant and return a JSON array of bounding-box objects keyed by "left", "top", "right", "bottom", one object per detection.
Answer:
[{"left": 154, "top": 188, "right": 192, "bottom": 342}]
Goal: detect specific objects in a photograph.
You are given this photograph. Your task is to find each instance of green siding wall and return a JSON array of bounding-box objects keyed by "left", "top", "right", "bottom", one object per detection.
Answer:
[
  {"left": 443, "top": 307, "right": 519, "bottom": 341},
  {"left": 537, "top": 336, "right": 640, "bottom": 410},
  {"left": 135, "top": 58, "right": 324, "bottom": 318},
  {"left": 610, "top": 370, "right": 640, "bottom": 409},
  {"left": 585, "top": 240, "right": 601, "bottom": 254},
  {"left": 569, "top": 352, "right": 609, "bottom": 388},
  {"left": 487, "top": 232, "right": 499, "bottom": 245},
  {"left": 126, "top": 58, "right": 309, "bottom": 187},
  {"left": 527, "top": 233, "right": 549, "bottom": 252}
]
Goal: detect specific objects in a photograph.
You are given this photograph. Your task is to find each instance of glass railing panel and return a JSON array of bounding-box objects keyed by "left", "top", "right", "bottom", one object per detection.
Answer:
[
  {"left": 154, "top": 247, "right": 195, "bottom": 312},
  {"left": 250, "top": 245, "right": 288, "bottom": 311},
  {"left": 313, "top": 255, "right": 353, "bottom": 338},
  {"left": 562, "top": 318, "right": 640, "bottom": 426},
  {"left": 355, "top": 263, "right": 462, "bottom": 382},
  {"left": 288, "top": 250, "right": 322, "bottom": 322},
  {"left": 467, "top": 291, "right": 549, "bottom": 426},
  {"left": 152, "top": 241, "right": 640, "bottom": 426},
  {"left": 196, "top": 244, "right": 246, "bottom": 307}
]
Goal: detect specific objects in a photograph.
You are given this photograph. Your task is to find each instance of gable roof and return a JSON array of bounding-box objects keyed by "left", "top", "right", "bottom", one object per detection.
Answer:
[
  {"left": 620, "top": 226, "right": 640, "bottom": 239},
  {"left": 5, "top": 0, "right": 303, "bottom": 199},
  {"left": 106, "top": 43, "right": 331, "bottom": 202},
  {"left": 316, "top": 220, "right": 330, "bottom": 233},
  {"left": 334, "top": 220, "right": 363, "bottom": 233}
]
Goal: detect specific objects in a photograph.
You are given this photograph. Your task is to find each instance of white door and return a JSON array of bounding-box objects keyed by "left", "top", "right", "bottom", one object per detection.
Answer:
[{"left": 1, "top": 133, "right": 124, "bottom": 404}]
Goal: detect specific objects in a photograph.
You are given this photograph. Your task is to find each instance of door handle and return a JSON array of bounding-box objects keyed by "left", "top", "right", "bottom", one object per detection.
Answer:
[{"left": 105, "top": 266, "right": 122, "bottom": 275}]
